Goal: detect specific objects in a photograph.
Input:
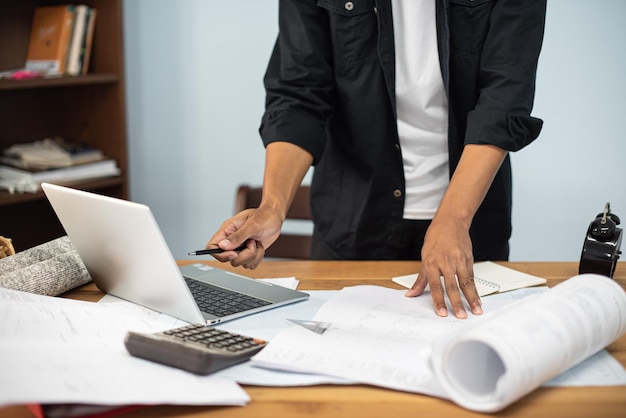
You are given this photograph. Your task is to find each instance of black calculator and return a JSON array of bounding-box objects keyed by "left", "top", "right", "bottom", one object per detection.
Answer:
[{"left": 124, "top": 323, "right": 267, "bottom": 375}]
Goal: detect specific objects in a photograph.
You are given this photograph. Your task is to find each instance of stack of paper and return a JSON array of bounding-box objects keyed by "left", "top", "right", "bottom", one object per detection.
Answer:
[
  {"left": 2, "top": 137, "right": 104, "bottom": 170},
  {"left": 250, "top": 274, "right": 626, "bottom": 412},
  {"left": 0, "top": 289, "right": 249, "bottom": 408},
  {"left": 0, "top": 160, "right": 120, "bottom": 193},
  {"left": 0, "top": 137, "right": 120, "bottom": 194}
]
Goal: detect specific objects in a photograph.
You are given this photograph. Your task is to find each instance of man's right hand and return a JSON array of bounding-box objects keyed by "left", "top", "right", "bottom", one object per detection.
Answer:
[
  {"left": 205, "top": 206, "right": 285, "bottom": 269},
  {"left": 207, "top": 141, "right": 314, "bottom": 269}
]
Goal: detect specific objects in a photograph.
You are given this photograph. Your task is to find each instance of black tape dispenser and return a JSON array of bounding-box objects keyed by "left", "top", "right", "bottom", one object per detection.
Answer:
[{"left": 579, "top": 202, "right": 623, "bottom": 278}]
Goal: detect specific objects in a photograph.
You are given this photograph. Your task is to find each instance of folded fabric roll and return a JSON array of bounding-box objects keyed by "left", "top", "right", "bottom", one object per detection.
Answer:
[{"left": 0, "top": 236, "right": 91, "bottom": 296}]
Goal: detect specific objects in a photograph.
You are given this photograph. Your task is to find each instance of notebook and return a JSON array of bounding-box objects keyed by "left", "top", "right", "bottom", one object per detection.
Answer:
[
  {"left": 41, "top": 183, "right": 309, "bottom": 325},
  {"left": 391, "top": 261, "right": 547, "bottom": 297}
]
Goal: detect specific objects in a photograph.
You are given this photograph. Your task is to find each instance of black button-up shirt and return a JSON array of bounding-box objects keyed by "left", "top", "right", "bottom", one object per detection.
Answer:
[{"left": 260, "top": 0, "right": 546, "bottom": 260}]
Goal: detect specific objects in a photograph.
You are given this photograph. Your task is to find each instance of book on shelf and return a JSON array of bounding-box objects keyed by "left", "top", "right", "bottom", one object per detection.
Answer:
[
  {"left": 66, "top": 5, "right": 89, "bottom": 76},
  {"left": 25, "top": 4, "right": 97, "bottom": 77},
  {"left": 80, "top": 7, "right": 97, "bottom": 75},
  {"left": 0, "top": 159, "right": 121, "bottom": 194},
  {"left": 25, "top": 5, "right": 75, "bottom": 75},
  {"left": 2, "top": 137, "right": 104, "bottom": 170}
]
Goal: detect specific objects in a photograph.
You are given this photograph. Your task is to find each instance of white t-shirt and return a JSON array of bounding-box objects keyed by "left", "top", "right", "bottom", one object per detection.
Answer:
[{"left": 392, "top": 0, "right": 449, "bottom": 220}]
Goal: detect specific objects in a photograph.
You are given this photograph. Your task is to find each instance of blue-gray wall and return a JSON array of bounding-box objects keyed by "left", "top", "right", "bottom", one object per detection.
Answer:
[{"left": 123, "top": 0, "right": 626, "bottom": 262}]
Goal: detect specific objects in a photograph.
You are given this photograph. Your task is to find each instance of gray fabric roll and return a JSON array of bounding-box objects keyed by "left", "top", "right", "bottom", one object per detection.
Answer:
[{"left": 0, "top": 236, "right": 91, "bottom": 296}]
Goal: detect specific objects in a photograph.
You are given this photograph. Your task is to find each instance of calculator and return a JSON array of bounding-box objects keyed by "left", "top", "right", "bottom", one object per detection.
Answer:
[{"left": 124, "top": 323, "right": 267, "bottom": 375}]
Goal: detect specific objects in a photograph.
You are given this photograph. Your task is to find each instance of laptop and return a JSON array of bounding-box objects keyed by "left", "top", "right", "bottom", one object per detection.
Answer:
[{"left": 41, "top": 182, "right": 309, "bottom": 325}]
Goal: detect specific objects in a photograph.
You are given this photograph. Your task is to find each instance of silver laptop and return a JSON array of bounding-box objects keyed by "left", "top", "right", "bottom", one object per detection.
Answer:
[{"left": 41, "top": 182, "right": 309, "bottom": 325}]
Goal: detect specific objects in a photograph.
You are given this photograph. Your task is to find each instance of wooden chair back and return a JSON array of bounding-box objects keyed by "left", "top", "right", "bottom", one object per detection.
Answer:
[{"left": 234, "top": 185, "right": 312, "bottom": 259}]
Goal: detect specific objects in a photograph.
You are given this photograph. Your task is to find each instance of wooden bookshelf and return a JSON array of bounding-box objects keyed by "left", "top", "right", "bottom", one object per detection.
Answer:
[{"left": 0, "top": 0, "right": 128, "bottom": 252}]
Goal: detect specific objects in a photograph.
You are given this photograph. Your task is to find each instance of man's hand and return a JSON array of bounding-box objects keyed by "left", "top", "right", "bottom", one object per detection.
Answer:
[
  {"left": 404, "top": 144, "right": 506, "bottom": 318},
  {"left": 206, "top": 141, "right": 313, "bottom": 269},
  {"left": 206, "top": 206, "right": 284, "bottom": 270},
  {"left": 405, "top": 219, "right": 482, "bottom": 319}
]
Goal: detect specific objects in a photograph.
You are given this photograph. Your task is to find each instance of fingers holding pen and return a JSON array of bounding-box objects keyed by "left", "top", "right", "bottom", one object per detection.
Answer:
[
  {"left": 226, "top": 239, "right": 264, "bottom": 269},
  {"left": 204, "top": 208, "right": 282, "bottom": 269}
]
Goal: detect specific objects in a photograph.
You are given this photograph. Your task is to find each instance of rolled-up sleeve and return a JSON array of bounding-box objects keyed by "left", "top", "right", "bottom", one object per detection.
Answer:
[
  {"left": 259, "top": 1, "right": 335, "bottom": 164},
  {"left": 465, "top": 0, "right": 547, "bottom": 151}
]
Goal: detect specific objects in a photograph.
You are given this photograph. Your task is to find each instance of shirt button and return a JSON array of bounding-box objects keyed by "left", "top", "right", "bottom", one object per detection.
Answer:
[
  {"left": 345, "top": 2, "right": 354, "bottom": 11},
  {"left": 394, "top": 144, "right": 400, "bottom": 151},
  {"left": 393, "top": 189, "right": 402, "bottom": 198}
]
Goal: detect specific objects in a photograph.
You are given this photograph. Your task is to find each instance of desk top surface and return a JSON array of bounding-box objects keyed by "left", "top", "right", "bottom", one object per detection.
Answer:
[{"left": 3, "top": 261, "right": 626, "bottom": 418}]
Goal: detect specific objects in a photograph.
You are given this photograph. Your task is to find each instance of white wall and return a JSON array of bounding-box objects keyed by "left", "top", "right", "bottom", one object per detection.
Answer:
[
  {"left": 123, "top": 0, "right": 626, "bottom": 262},
  {"left": 509, "top": 0, "right": 626, "bottom": 260},
  {"left": 124, "top": 0, "right": 277, "bottom": 259}
]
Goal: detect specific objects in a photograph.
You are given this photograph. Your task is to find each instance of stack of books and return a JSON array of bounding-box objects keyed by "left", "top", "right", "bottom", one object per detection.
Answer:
[
  {"left": 24, "top": 4, "right": 97, "bottom": 76},
  {"left": 0, "top": 137, "right": 120, "bottom": 194}
]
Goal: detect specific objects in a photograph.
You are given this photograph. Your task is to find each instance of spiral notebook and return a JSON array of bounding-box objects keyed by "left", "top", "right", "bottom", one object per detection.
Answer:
[{"left": 391, "top": 261, "right": 547, "bottom": 297}]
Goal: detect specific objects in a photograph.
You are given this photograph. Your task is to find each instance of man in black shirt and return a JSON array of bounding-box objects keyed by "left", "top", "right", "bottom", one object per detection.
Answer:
[{"left": 207, "top": 0, "right": 546, "bottom": 319}]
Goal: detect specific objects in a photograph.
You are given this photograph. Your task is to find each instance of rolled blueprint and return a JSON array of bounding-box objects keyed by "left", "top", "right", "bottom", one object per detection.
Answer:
[
  {"left": 0, "top": 236, "right": 91, "bottom": 296},
  {"left": 431, "top": 274, "right": 626, "bottom": 413}
]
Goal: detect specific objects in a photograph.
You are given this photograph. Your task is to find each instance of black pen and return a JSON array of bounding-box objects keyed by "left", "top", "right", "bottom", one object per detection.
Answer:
[{"left": 187, "top": 244, "right": 248, "bottom": 256}]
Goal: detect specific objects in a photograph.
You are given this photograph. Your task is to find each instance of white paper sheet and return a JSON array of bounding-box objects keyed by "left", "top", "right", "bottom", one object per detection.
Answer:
[
  {"left": 0, "top": 288, "right": 249, "bottom": 407},
  {"left": 251, "top": 276, "right": 626, "bottom": 411},
  {"left": 100, "top": 287, "right": 353, "bottom": 386},
  {"left": 432, "top": 274, "right": 626, "bottom": 412},
  {"left": 251, "top": 285, "right": 489, "bottom": 397},
  {"left": 97, "top": 278, "right": 626, "bottom": 391},
  {"left": 214, "top": 290, "right": 354, "bottom": 385}
]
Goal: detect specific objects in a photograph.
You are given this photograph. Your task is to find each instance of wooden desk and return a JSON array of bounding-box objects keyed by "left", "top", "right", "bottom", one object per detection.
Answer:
[{"left": 3, "top": 261, "right": 625, "bottom": 418}]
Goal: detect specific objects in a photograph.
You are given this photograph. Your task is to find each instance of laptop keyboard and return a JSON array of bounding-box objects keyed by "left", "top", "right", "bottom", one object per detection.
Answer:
[{"left": 185, "top": 278, "right": 271, "bottom": 317}]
